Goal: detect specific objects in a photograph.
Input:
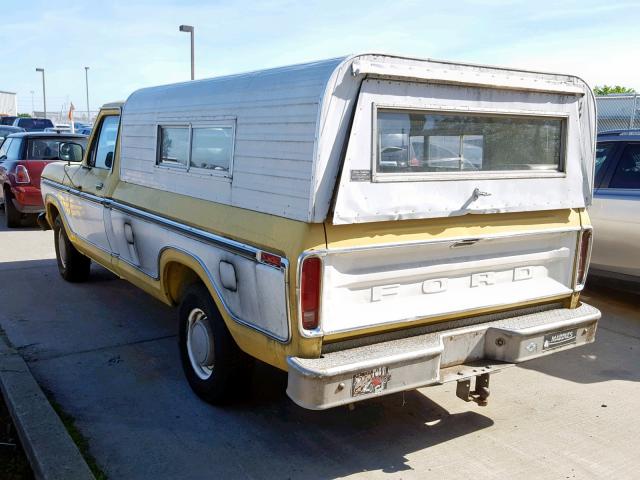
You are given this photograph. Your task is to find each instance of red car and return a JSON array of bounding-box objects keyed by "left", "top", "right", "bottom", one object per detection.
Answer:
[{"left": 0, "top": 132, "right": 87, "bottom": 227}]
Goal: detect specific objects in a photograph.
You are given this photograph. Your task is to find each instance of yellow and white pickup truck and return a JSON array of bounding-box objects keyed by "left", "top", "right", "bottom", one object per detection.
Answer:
[{"left": 39, "top": 54, "right": 600, "bottom": 410}]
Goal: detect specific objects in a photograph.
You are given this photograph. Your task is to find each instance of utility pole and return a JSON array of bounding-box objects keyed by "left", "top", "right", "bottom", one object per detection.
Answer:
[
  {"left": 179, "top": 25, "right": 195, "bottom": 80},
  {"left": 85, "top": 66, "right": 91, "bottom": 123},
  {"left": 35, "top": 68, "right": 46, "bottom": 118}
]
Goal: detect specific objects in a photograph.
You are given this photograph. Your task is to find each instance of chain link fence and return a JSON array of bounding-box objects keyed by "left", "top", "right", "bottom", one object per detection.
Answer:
[
  {"left": 33, "top": 110, "right": 99, "bottom": 125},
  {"left": 596, "top": 94, "right": 639, "bottom": 133}
]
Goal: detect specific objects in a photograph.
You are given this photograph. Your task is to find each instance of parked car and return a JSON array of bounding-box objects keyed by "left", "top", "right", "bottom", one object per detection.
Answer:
[
  {"left": 0, "top": 116, "right": 18, "bottom": 126},
  {"left": 40, "top": 54, "right": 599, "bottom": 410},
  {"left": 0, "top": 132, "right": 86, "bottom": 227},
  {"left": 45, "top": 124, "right": 92, "bottom": 134},
  {"left": 0, "top": 125, "right": 25, "bottom": 144},
  {"left": 589, "top": 129, "right": 640, "bottom": 283},
  {"left": 44, "top": 126, "right": 71, "bottom": 133},
  {"left": 75, "top": 126, "right": 92, "bottom": 135},
  {"left": 12, "top": 117, "right": 54, "bottom": 132}
]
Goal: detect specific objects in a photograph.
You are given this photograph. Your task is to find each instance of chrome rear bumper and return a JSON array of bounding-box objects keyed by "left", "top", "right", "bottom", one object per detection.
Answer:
[{"left": 286, "top": 303, "right": 600, "bottom": 410}]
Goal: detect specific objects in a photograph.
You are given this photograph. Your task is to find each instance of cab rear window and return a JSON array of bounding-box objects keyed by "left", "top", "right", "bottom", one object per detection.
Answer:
[
  {"left": 26, "top": 138, "right": 87, "bottom": 160},
  {"left": 376, "top": 109, "right": 565, "bottom": 178}
]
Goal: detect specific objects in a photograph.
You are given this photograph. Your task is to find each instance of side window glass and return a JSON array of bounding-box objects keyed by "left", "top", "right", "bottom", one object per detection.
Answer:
[
  {"left": 609, "top": 144, "right": 640, "bottom": 189},
  {"left": 90, "top": 115, "right": 120, "bottom": 169},
  {"left": 190, "top": 126, "right": 234, "bottom": 173},
  {"left": 158, "top": 126, "right": 189, "bottom": 167},
  {"left": 0, "top": 139, "right": 12, "bottom": 158},
  {"left": 6, "top": 139, "right": 22, "bottom": 160},
  {"left": 594, "top": 143, "right": 615, "bottom": 187}
]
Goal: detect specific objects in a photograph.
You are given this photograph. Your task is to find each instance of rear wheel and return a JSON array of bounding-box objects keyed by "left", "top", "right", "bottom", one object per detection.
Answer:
[
  {"left": 4, "top": 195, "right": 21, "bottom": 228},
  {"left": 178, "top": 283, "right": 253, "bottom": 404},
  {"left": 53, "top": 216, "right": 91, "bottom": 282}
]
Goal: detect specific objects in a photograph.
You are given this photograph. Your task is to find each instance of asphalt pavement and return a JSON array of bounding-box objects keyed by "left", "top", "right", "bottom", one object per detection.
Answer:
[{"left": 2, "top": 211, "right": 639, "bottom": 479}]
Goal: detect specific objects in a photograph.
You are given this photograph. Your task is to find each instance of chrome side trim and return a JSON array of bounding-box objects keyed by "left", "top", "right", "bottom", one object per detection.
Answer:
[
  {"left": 41, "top": 178, "right": 287, "bottom": 270},
  {"left": 110, "top": 201, "right": 260, "bottom": 262}
]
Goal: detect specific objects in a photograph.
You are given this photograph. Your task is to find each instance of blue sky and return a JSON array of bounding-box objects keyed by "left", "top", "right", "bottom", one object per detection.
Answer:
[{"left": 3, "top": 0, "right": 639, "bottom": 115}]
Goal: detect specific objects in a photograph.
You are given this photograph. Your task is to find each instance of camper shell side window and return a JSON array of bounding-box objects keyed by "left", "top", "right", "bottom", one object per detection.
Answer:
[
  {"left": 373, "top": 107, "right": 568, "bottom": 181},
  {"left": 156, "top": 122, "right": 236, "bottom": 177}
]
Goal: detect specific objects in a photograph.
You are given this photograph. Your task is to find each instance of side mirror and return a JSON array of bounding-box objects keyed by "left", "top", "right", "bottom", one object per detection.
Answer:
[
  {"left": 59, "top": 142, "right": 84, "bottom": 163},
  {"left": 105, "top": 151, "right": 113, "bottom": 169}
]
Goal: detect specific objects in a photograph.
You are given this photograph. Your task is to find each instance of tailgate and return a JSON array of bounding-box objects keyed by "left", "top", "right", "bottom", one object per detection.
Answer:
[{"left": 317, "top": 229, "right": 579, "bottom": 335}]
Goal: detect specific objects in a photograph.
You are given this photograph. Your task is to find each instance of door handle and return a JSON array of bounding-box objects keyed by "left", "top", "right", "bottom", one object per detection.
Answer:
[{"left": 95, "top": 182, "right": 104, "bottom": 191}]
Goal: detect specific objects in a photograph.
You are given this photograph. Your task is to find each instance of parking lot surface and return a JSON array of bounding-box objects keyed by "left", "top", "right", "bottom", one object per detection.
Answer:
[{"left": 2, "top": 212, "right": 639, "bottom": 480}]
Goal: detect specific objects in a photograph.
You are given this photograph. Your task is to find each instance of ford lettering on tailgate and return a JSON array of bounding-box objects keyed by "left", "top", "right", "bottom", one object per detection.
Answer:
[{"left": 370, "top": 266, "right": 535, "bottom": 302}]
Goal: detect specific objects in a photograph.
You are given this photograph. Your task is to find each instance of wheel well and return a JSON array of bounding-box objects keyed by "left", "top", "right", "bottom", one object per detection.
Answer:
[
  {"left": 163, "top": 262, "right": 204, "bottom": 305},
  {"left": 47, "top": 203, "right": 60, "bottom": 223}
]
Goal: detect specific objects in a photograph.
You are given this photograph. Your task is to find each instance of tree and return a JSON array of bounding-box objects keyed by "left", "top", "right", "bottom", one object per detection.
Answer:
[{"left": 593, "top": 85, "right": 636, "bottom": 95}]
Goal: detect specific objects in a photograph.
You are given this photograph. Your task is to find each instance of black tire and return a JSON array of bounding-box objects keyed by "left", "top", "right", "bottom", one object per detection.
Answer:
[
  {"left": 178, "top": 283, "right": 253, "bottom": 404},
  {"left": 53, "top": 216, "right": 91, "bottom": 282},
  {"left": 4, "top": 195, "right": 21, "bottom": 228}
]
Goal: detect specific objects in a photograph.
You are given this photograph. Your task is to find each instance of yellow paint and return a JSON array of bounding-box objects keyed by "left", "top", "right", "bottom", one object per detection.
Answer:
[{"left": 323, "top": 209, "right": 581, "bottom": 248}]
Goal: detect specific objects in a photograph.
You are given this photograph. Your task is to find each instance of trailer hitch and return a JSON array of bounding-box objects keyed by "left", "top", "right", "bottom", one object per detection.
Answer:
[{"left": 456, "top": 373, "right": 490, "bottom": 406}]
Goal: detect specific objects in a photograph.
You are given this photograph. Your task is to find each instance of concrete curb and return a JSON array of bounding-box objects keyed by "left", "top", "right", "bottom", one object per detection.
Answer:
[{"left": 0, "top": 338, "right": 95, "bottom": 480}]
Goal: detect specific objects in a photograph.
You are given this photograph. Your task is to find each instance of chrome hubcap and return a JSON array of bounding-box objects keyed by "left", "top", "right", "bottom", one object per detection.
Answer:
[
  {"left": 186, "top": 308, "right": 214, "bottom": 380},
  {"left": 58, "top": 229, "right": 68, "bottom": 269}
]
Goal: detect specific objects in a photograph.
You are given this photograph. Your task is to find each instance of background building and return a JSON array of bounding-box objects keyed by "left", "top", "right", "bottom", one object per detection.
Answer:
[{"left": 0, "top": 90, "right": 17, "bottom": 116}]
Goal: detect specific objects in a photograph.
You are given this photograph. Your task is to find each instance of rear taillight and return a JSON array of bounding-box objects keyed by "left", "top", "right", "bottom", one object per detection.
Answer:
[
  {"left": 576, "top": 228, "right": 593, "bottom": 289},
  {"left": 300, "top": 256, "right": 322, "bottom": 330},
  {"left": 15, "top": 165, "right": 30, "bottom": 184}
]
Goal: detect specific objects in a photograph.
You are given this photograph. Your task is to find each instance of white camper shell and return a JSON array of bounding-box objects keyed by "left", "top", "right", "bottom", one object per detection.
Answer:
[{"left": 119, "top": 54, "right": 596, "bottom": 225}]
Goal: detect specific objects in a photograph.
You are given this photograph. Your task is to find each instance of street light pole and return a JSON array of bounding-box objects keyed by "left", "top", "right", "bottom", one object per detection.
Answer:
[
  {"left": 179, "top": 25, "right": 195, "bottom": 80},
  {"left": 35, "top": 68, "right": 46, "bottom": 118},
  {"left": 84, "top": 66, "right": 90, "bottom": 123}
]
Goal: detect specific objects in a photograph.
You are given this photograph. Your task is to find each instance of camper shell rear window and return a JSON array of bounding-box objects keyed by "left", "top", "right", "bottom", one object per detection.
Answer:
[{"left": 374, "top": 108, "right": 567, "bottom": 180}]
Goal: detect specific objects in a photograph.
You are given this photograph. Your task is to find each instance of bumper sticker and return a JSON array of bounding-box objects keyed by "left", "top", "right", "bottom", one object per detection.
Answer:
[
  {"left": 543, "top": 329, "right": 577, "bottom": 351},
  {"left": 352, "top": 367, "right": 391, "bottom": 397}
]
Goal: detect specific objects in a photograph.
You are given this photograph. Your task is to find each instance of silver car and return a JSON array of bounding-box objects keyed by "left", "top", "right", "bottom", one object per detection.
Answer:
[{"left": 589, "top": 130, "right": 640, "bottom": 283}]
